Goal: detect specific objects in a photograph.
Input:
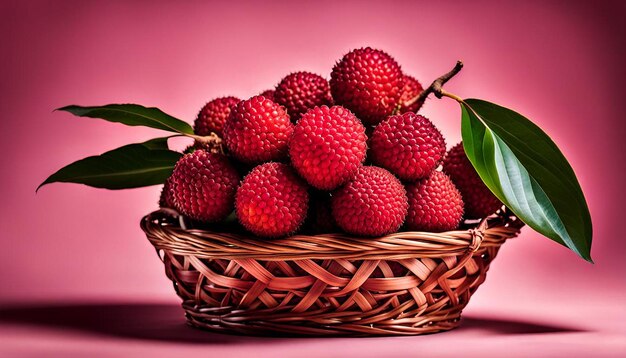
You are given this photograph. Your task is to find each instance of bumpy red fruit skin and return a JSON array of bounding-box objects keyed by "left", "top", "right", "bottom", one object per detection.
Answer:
[
  {"left": 274, "top": 72, "right": 333, "bottom": 122},
  {"left": 332, "top": 166, "right": 408, "bottom": 237},
  {"left": 170, "top": 150, "right": 240, "bottom": 222},
  {"left": 259, "top": 89, "right": 275, "bottom": 101},
  {"left": 236, "top": 162, "right": 309, "bottom": 238},
  {"left": 289, "top": 105, "right": 367, "bottom": 190},
  {"left": 405, "top": 171, "right": 464, "bottom": 232},
  {"left": 399, "top": 75, "right": 425, "bottom": 113},
  {"left": 370, "top": 112, "right": 446, "bottom": 181},
  {"left": 194, "top": 96, "right": 240, "bottom": 137},
  {"left": 223, "top": 95, "right": 294, "bottom": 164},
  {"left": 158, "top": 177, "right": 175, "bottom": 209},
  {"left": 443, "top": 143, "right": 502, "bottom": 219},
  {"left": 330, "top": 47, "right": 404, "bottom": 125}
]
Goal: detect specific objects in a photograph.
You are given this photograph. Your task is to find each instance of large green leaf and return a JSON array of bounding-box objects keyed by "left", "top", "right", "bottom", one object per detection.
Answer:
[
  {"left": 37, "top": 138, "right": 182, "bottom": 191},
  {"left": 460, "top": 99, "right": 592, "bottom": 262},
  {"left": 57, "top": 104, "right": 194, "bottom": 134},
  {"left": 139, "top": 136, "right": 172, "bottom": 150}
]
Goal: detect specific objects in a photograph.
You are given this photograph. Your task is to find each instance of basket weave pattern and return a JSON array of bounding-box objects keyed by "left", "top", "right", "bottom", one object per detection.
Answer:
[{"left": 141, "top": 210, "right": 522, "bottom": 336}]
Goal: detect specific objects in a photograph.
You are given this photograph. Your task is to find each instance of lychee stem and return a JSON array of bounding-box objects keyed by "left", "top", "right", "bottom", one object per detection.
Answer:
[
  {"left": 188, "top": 132, "right": 220, "bottom": 145},
  {"left": 404, "top": 61, "right": 464, "bottom": 108},
  {"left": 187, "top": 132, "right": 225, "bottom": 154}
]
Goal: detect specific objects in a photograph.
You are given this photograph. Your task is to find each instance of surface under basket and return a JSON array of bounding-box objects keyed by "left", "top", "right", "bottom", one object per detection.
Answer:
[{"left": 141, "top": 209, "right": 522, "bottom": 337}]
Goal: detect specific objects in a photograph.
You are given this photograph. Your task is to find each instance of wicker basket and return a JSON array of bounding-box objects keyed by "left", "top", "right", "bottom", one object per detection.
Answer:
[{"left": 141, "top": 209, "right": 523, "bottom": 336}]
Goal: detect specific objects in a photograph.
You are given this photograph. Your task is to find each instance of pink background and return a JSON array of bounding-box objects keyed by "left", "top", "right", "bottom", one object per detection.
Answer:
[{"left": 1, "top": 0, "right": 625, "bottom": 356}]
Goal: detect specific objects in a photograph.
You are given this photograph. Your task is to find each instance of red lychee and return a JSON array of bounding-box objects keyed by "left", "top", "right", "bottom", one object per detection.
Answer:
[
  {"left": 158, "top": 177, "right": 175, "bottom": 209},
  {"left": 398, "top": 75, "right": 425, "bottom": 113},
  {"left": 289, "top": 105, "right": 367, "bottom": 190},
  {"left": 235, "top": 162, "right": 309, "bottom": 238},
  {"left": 259, "top": 89, "right": 275, "bottom": 101},
  {"left": 370, "top": 112, "right": 446, "bottom": 181},
  {"left": 332, "top": 166, "right": 408, "bottom": 237},
  {"left": 223, "top": 95, "right": 294, "bottom": 164},
  {"left": 194, "top": 96, "right": 240, "bottom": 137},
  {"left": 330, "top": 47, "right": 404, "bottom": 125},
  {"left": 274, "top": 71, "right": 333, "bottom": 122},
  {"left": 170, "top": 150, "right": 240, "bottom": 222},
  {"left": 443, "top": 143, "right": 503, "bottom": 219},
  {"left": 405, "top": 171, "right": 464, "bottom": 232}
]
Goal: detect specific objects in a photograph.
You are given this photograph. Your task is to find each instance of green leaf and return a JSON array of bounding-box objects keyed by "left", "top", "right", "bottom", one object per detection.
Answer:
[
  {"left": 57, "top": 104, "right": 194, "bottom": 134},
  {"left": 460, "top": 99, "right": 592, "bottom": 262},
  {"left": 140, "top": 136, "right": 172, "bottom": 150},
  {"left": 37, "top": 138, "right": 183, "bottom": 191}
]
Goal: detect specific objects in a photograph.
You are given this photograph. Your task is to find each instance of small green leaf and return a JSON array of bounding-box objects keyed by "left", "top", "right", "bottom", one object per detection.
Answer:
[
  {"left": 460, "top": 99, "right": 592, "bottom": 262},
  {"left": 57, "top": 104, "right": 194, "bottom": 134},
  {"left": 37, "top": 138, "right": 183, "bottom": 191}
]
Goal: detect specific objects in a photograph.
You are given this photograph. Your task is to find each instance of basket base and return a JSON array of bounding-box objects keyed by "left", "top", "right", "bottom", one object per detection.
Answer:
[{"left": 181, "top": 300, "right": 463, "bottom": 337}]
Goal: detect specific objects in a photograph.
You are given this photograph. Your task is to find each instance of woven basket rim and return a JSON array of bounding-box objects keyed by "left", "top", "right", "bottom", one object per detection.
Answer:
[{"left": 141, "top": 208, "right": 523, "bottom": 261}]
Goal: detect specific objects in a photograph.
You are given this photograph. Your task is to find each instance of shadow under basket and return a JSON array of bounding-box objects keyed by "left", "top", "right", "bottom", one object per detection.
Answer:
[{"left": 141, "top": 209, "right": 523, "bottom": 337}]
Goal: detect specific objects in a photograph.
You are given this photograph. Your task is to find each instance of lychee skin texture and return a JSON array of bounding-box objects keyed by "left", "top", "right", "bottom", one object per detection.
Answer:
[
  {"left": 158, "top": 177, "right": 175, "bottom": 209},
  {"left": 235, "top": 162, "right": 309, "bottom": 238},
  {"left": 289, "top": 105, "right": 367, "bottom": 190},
  {"left": 443, "top": 143, "right": 502, "bottom": 219},
  {"left": 170, "top": 150, "right": 240, "bottom": 222},
  {"left": 259, "top": 89, "right": 275, "bottom": 101},
  {"left": 194, "top": 96, "right": 240, "bottom": 137},
  {"left": 274, "top": 72, "right": 333, "bottom": 122},
  {"left": 405, "top": 171, "right": 464, "bottom": 232},
  {"left": 330, "top": 47, "right": 404, "bottom": 125},
  {"left": 370, "top": 112, "right": 446, "bottom": 181},
  {"left": 399, "top": 75, "right": 425, "bottom": 113},
  {"left": 223, "top": 95, "right": 294, "bottom": 164},
  {"left": 332, "top": 166, "right": 408, "bottom": 237}
]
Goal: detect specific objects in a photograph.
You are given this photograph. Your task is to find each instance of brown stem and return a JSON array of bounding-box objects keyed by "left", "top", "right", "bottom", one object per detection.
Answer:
[
  {"left": 189, "top": 132, "right": 224, "bottom": 154},
  {"left": 404, "top": 61, "right": 464, "bottom": 107}
]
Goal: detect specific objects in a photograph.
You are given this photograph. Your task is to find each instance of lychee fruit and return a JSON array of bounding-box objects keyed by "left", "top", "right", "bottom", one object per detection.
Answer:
[
  {"left": 194, "top": 96, "right": 240, "bottom": 137},
  {"left": 370, "top": 112, "right": 446, "bottom": 181},
  {"left": 274, "top": 71, "right": 333, "bottom": 122},
  {"left": 405, "top": 171, "right": 464, "bottom": 232},
  {"left": 398, "top": 75, "right": 425, "bottom": 113},
  {"left": 443, "top": 142, "right": 503, "bottom": 219},
  {"left": 332, "top": 166, "right": 408, "bottom": 237},
  {"left": 183, "top": 144, "right": 199, "bottom": 154},
  {"left": 158, "top": 177, "right": 175, "bottom": 209},
  {"left": 169, "top": 150, "right": 240, "bottom": 222},
  {"left": 330, "top": 47, "right": 404, "bottom": 125},
  {"left": 289, "top": 105, "right": 367, "bottom": 190},
  {"left": 259, "top": 89, "right": 275, "bottom": 101},
  {"left": 223, "top": 95, "right": 294, "bottom": 164},
  {"left": 235, "top": 162, "right": 309, "bottom": 238}
]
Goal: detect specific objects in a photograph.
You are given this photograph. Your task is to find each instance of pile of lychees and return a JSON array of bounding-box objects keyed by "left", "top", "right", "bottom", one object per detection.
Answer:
[{"left": 160, "top": 47, "right": 502, "bottom": 239}]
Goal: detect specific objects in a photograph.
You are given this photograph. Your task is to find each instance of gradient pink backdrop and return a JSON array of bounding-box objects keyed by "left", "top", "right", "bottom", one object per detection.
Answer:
[{"left": 1, "top": 0, "right": 625, "bottom": 356}]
